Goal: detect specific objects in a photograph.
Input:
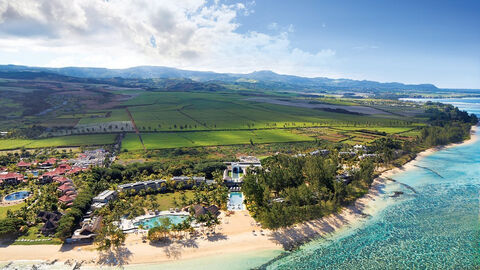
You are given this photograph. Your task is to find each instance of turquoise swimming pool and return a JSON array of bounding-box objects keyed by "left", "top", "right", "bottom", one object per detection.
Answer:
[
  {"left": 4, "top": 191, "right": 30, "bottom": 201},
  {"left": 134, "top": 214, "right": 189, "bottom": 229},
  {"left": 228, "top": 192, "right": 244, "bottom": 210}
]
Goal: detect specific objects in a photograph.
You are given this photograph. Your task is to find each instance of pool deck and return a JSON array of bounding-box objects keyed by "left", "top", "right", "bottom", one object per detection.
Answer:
[
  {"left": 228, "top": 192, "right": 246, "bottom": 211},
  {"left": 119, "top": 210, "right": 191, "bottom": 232},
  {"left": 1, "top": 191, "right": 32, "bottom": 206}
]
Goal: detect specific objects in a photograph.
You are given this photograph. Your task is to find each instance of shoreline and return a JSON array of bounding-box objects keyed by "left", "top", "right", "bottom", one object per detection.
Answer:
[{"left": 0, "top": 125, "right": 477, "bottom": 268}]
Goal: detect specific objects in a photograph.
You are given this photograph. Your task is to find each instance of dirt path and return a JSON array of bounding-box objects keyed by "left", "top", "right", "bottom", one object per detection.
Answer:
[{"left": 125, "top": 108, "right": 146, "bottom": 151}]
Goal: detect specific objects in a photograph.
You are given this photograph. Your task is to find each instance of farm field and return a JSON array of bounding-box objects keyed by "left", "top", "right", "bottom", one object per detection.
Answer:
[
  {"left": 78, "top": 92, "right": 414, "bottom": 133},
  {"left": 0, "top": 134, "right": 116, "bottom": 150},
  {"left": 122, "top": 129, "right": 315, "bottom": 150}
]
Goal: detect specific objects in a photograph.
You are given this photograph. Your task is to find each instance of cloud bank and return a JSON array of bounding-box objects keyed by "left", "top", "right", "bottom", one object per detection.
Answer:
[{"left": 0, "top": 0, "right": 337, "bottom": 77}]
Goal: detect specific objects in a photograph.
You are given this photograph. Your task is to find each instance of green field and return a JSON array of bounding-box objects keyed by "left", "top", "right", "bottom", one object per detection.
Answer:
[
  {"left": 122, "top": 129, "right": 315, "bottom": 150},
  {"left": 0, "top": 203, "right": 25, "bottom": 219},
  {"left": 0, "top": 134, "right": 116, "bottom": 150},
  {"left": 79, "top": 92, "right": 410, "bottom": 132}
]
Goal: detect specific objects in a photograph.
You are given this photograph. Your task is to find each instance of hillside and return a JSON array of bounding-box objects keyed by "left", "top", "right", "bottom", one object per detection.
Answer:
[{"left": 0, "top": 65, "right": 438, "bottom": 92}]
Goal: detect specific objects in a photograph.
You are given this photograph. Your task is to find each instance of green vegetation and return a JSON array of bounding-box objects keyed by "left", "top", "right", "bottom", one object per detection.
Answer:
[
  {"left": 0, "top": 134, "right": 116, "bottom": 150},
  {"left": 122, "top": 129, "right": 314, "bottom": 150},
  {"left": 0, "top": 203, "right": 25, "bottom": 219},
  {"left": 13, "top": 224, "right": 62, "bottom": 245},
  {"left": 242, "top": 155, "right": 375, "bottom": 229}
]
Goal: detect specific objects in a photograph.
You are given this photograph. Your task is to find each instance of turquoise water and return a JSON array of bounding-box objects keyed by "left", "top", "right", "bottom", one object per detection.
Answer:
[
  {"left": 4, "top": 191, "right": 30, "bottom": 201},
  {"left": 134, "top": 214, "right": 189, "bottom": 229},
  {"left": 228, "top": 192, "right": 244, "bottom": 210},
  {"left": 259, "top": 98, "right": 480, "bottom": 269}
]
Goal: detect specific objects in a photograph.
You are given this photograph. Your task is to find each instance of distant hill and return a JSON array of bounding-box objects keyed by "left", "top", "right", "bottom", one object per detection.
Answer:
[{"left": 0, "top": 64, "right": 438, "bottom": 92}]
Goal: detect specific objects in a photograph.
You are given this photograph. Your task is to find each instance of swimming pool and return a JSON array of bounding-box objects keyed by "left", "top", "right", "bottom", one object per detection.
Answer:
[
  {"left": 4, "top": 191, "right": 30, "bottom": 201},
  {"left": 134, "top": 214, "right": 189, "bottom": 229},
  {"left": 228, "top": 192, "right": 244, "bottom": 211}
]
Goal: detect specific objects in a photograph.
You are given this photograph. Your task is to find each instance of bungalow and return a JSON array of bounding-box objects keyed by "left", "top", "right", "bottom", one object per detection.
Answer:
[
  {"left": 65, "top": 167, "right": 85, "bottom": 175},
  {"left": 37, "top": 211, "right": 62, "bottom": 236},
  {"left": 67, "top": 216, "right": 102, "bottom": 243},
  {"left": 39, "top": 171, "right": 58, "bottom": 184},
  {"left": 0, "top": 172, "right": 24, "bottom": 186},
  {"left": 58, "top": 194, "right": 75, "bottom": 205},
  {"left": 57, "top": 183, "right": 75, "bottom": 193},
  {"left": 39, "top": 158, "right": 57, "bottom": 168},
  {"left": 17, "top": 160, "right": 32, "bottom": 169},
  {"left": 53, "top": 176, "right": 72, "bottom": 185},
  {"left": 189, "top": 204, "right": 220, "bottom": 218}
]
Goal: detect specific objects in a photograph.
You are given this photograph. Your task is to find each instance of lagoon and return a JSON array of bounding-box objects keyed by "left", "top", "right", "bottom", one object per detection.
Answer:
[{"left": 259, "top": 98, "right": 480, "bottom": 269}]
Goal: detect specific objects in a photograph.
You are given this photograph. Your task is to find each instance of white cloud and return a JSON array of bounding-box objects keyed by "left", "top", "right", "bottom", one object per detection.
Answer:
[{"left": 0, "top": 0, "right": 337, "bottom": 77}]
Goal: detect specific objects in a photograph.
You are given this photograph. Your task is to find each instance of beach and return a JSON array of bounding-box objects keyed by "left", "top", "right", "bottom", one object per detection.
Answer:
[{"left": 0, "top": 125, "right": 477, "bottom": 269}]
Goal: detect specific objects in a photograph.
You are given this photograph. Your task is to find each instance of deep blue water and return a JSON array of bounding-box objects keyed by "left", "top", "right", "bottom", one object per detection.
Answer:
[
  {"left": 4, "top": 191, "right": 30, "bottom": 201},
  {"left": 261, "top": 98, "right": 480, "bottom": 269}
]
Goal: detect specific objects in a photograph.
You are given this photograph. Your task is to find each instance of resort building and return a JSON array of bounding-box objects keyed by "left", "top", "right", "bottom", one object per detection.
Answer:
[
  {"left": 223, "top": 156, "right": 262, "bottom": 184},
  {"left": 118, "top": 179, "right": 167, "bottom": 193},
  {"left": 93, "top": 190, "right": 117, "bottom": 203},
  {"left": 70, "top": 148, "right": 108, "bottom": 168},
  {"left": 171, "top": 176, "right": 209, "bottom": 187},
  {"left": 310, "top": 149, "right": 330, "bottom": 156},
  {"left": 67, "top": 216, "right": 102, "bottom": 243},
  {"left": 0, "top": 172, "right": 25, "bottom": 186},
  {"left": 37, "top": 211, "right": 62, "bottom": 236},
  {"left": 17, "top": 160, "right": 33, "bottom": 169},
  {"left": 189, "top": 204, "right": 220, "bottom": 218}
]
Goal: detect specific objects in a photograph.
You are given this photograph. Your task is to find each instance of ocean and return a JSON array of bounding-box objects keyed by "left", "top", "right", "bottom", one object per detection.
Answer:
[{"left": 258, "top": 98, "right": 480, "bottom": 269}]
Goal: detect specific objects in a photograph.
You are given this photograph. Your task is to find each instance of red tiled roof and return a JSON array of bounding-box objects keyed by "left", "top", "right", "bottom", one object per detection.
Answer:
[
  {"left": 17, "top": 161, "right": 31, "bottom": 167},
  {"left": 58, "top": 195, "right": 74, "bottom": 203},
  {"left": 58, "top": 184, "right": 74, "bottom": 191},
  {"left": 41, "top": 171, "right": 59, "bottom": 178},
  {"left": 66, "top": 167, "right": 87, "bottom": 175},
  {"left": 0, "top": 172, "right": 24, "bottom": 180},
  {"left": 40, "top": 158, "right": 57, "bottom": 166},
  {"left": 53, "top": 176, "right": 71, "bottom": 183},
  {"left": 58, "top": 164, "right": 72, "bottom": 170}
]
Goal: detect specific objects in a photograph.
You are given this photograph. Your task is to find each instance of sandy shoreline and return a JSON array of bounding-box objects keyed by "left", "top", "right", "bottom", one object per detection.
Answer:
[{"left": 0, "top": 126, "right": 477, "bottom": 268}]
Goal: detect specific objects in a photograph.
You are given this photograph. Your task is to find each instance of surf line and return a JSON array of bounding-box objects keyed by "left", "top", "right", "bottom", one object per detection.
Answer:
[
  {"left": 385, "top": 177, "right": 417, "bottom": 194},
  {"left": 413, "top": 165, "right": 444, "bottom": 179}
]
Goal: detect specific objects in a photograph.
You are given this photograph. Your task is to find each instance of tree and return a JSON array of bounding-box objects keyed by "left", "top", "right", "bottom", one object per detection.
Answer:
[{"left": 95, "top": 221, "right": 126, "bottom": 251}]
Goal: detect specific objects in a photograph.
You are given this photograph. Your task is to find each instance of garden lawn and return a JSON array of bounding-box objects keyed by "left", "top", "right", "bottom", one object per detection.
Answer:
[{"left": 0, "top": 203, "right": 25, "bottom": 219}]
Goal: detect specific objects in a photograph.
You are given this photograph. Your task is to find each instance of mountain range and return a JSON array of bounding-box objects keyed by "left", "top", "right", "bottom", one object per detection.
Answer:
[{"left": 0, "top": 64, "right": 439, "bottom": 92}]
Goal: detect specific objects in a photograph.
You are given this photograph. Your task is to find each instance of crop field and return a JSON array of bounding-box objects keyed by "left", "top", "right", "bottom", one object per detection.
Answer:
[
  {"left": 77, "top": 92, "right": 413, "bottom": 132},
  {"left": 77, "top": 109, "right": 129, "bottom": 124},
  {"left": 122, "top": 129, "right": 315, "bottom": 150},
  {"left": 0, "top": 134, "right": 116, "bottom": 150}
]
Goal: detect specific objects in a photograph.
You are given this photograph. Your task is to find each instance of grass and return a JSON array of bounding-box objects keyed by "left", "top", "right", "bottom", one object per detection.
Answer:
[
  {"left": 13, "top": 224, "right": 62, "bottom": 245},
  {"left": 81, "top": 92, "right": 413, "bottom": 132},
  {"left": 122, "top": 129, "right": 315, "bottom": 150},
  {"left": 153, "top": 190, "right": 195, "bottom": 211},
  {"left": 0, "top": 203, "right": 25, "bottom": 219},
  {"left": 78, "top": 109, "right": 129, "bottom": 124},
  {"left": 0, "top": 134, "right": 116, "bottom": 150}
]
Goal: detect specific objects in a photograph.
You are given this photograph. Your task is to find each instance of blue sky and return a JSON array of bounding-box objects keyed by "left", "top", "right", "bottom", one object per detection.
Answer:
[{"left": 0, "top": 0, "right": 479, "bottom": 88}]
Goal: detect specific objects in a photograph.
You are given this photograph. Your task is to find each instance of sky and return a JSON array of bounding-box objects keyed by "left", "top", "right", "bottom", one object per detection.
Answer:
[{"left": 0, "top": 0, "right": 479, "bottom": 88}]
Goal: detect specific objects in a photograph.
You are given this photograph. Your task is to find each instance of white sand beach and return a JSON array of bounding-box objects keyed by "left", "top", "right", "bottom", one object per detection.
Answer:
[{"left": 0, "top": 126, "right": 477, "bottom": 268}]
